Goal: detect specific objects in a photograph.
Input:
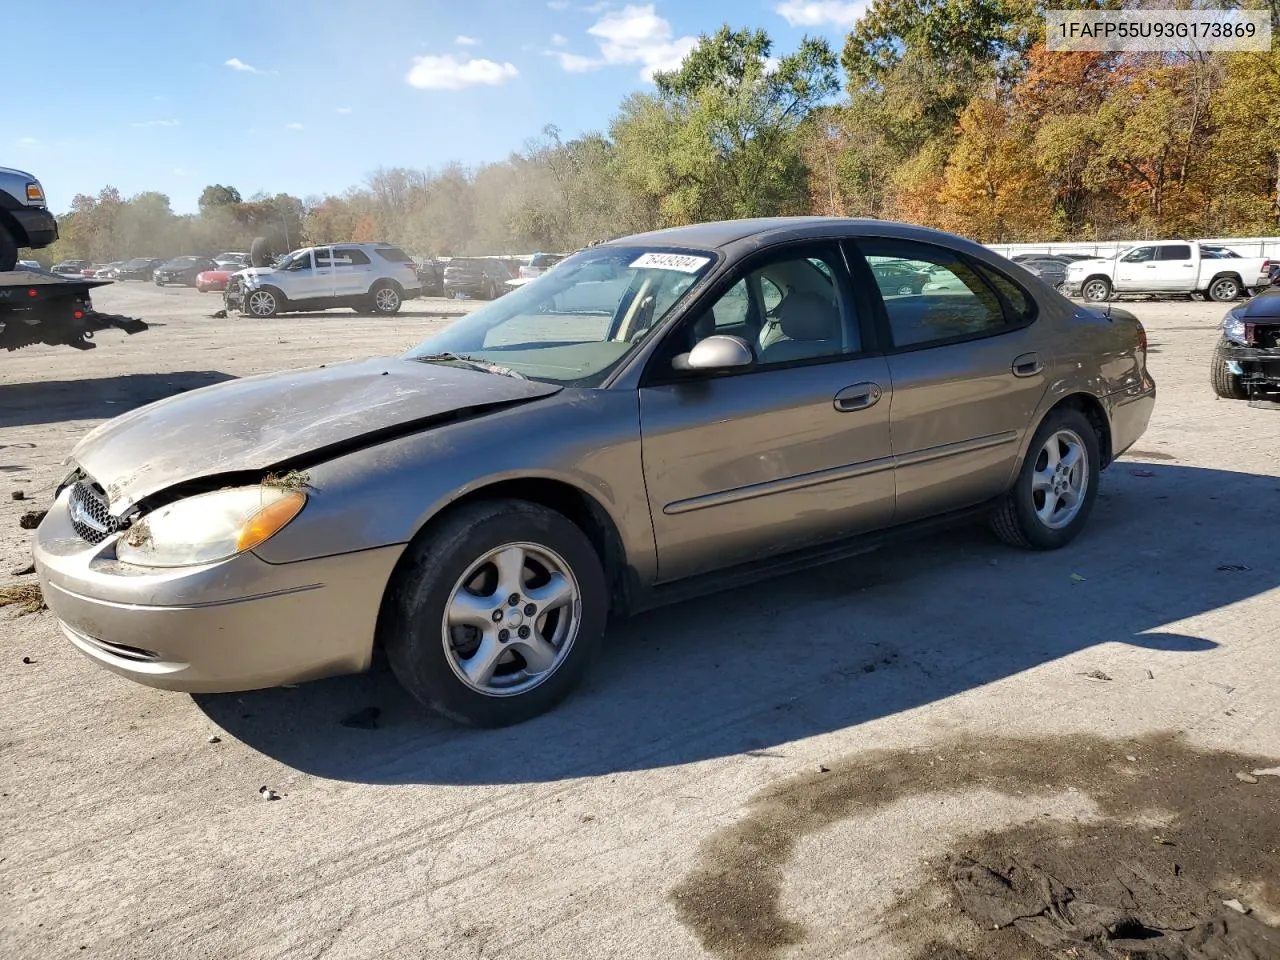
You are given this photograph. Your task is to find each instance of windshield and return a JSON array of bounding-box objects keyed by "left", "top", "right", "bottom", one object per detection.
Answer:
[{"left": 404, "top": 245, "right": 716, "bottom": 386}]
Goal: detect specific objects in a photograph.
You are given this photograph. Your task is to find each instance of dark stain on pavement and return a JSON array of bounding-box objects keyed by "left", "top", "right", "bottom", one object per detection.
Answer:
[{"left": 670, "top": 731, "right": 1280, "bottom": 960}]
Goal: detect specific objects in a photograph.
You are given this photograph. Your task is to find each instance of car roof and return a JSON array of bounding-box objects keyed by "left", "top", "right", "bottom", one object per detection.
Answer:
[{"left": 605, "top": 216, "right": 998, "bottom": 257}]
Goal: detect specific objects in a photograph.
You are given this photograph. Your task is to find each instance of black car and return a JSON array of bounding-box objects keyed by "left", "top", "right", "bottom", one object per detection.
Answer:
[
  {"left": 154, "top": 256, "right": 218, "bottom": 286},
  {"left": 1014, "top": 257, "right": 1071, "bottom": 289},
  {"left": 1213, "top": 289, "right": 1280, "bottom": 402},
  {"left": 443, "top": 257, "right": 516, "bottom": 299},
  {"left": 416, "top": 258, "right": 445, "bottom": 297},
  {"left": 117, "top": 258, "right": 166, "bottom": 281}
]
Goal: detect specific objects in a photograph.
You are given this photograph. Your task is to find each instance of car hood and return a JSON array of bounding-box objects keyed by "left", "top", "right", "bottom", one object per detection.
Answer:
[
  {"left": 1066, "top": 258, "right": 1114, "bottom": 271},
  {"left": 71, "top": 357, "right": 562, "bottom": 513},
  {"left": 235, "top": 267, "right": 276, "bottom": 283}
]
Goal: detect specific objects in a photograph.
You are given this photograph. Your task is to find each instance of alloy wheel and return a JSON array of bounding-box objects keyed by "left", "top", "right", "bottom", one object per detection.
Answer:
[
  {"left": 1031, "top": 429, "right": 1089, "bottom": 530},
  {"left": 375, "top": 287, "right": 400, "bottom": 312}
]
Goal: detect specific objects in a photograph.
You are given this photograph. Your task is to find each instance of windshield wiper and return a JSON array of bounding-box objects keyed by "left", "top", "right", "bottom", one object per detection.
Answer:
[{"left": 413, "top": 352, "right": 526, "bottom": 379}]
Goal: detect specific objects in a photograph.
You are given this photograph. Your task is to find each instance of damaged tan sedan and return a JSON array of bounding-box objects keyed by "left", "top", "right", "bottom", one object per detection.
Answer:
[{"left": 33, "top": 218, "right": 1156, "bottom": 727}]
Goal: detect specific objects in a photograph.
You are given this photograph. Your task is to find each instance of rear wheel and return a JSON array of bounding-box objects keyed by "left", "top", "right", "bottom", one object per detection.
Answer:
[
  {"left": 1209, "top": 275, "right": 1242, "bottom": 302},
  {"left": 371, "top": 282, "right": 402, "bottom": 314},
  {"left": 990, "top": 407, "right": 1100, "bottom": 550},
  {"left": 1210, "top": 338, "right": 1249, "bottom": 400},
  {"left": 384, "top": 500, "right": 607, "bottom": 727}
]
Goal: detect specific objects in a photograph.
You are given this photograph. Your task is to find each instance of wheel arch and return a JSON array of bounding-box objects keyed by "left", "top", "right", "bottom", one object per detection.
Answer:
[
  {"left": 369, "top": 277, "right": 404, "bottom": 296},
  {"left": 1039, "top": 392, "right": 1113, "bottom": 469},
  {"left": 373, "top": 475, "right": 633, "bottom": 653},
  {"left": 1082, "top": 273, "right": 1112, "bottom": 292},
  {"left": 0, "top": 208, "right": 26, "bottom": 245},
  {"left": 1208, "top": 271, "right": 1245, "bottom": 294}
]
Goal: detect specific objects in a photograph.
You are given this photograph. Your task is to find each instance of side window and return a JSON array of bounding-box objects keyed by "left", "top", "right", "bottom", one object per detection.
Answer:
[
  {"left": 1121, "top": 246, "right": 1156, "bottom": 263},
  {"left": 856, "top": 239, "right": 1011, "bottom": 349},
  {"left": 1158, "top": 244, "right": 1192, "bottom": 261},
  {"left": 972, "top": 261, "right": 1034, "bottom": 324},
  {"left": 334, "top": 248, "right": 371, "bottom": 265},
  {"left": 683, "top": 250, "right": 856, "bottom": 368},
  {"left": 288, "top": 251, "right": 314, "bottom": 271}
]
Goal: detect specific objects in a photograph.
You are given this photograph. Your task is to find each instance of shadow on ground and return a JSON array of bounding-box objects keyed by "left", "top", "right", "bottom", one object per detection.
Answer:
[
  {"left": 195, "top": 462, "right": 1276, "bottom": 787},
  {"left": 0, "top": 371, "right": 235, "bottom": 428}
]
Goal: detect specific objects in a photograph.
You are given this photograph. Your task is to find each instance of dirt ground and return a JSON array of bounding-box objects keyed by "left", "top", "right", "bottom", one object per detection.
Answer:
[{"left": 1, "top": 283, "right": 1277, "bottom": 960}]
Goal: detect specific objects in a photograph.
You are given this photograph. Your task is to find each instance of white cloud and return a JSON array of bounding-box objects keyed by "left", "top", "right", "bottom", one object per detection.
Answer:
[
  {"left": 585, "top": 4, "right": 697, "bottom": 80},
  {"left": 336, "top": 106, "right": 353, "bottom": 114},
  {"left": 17, "top": 136, "right": 38, "bottom": 147},
  {"left": 129, "top": 119, "right": 180, "bottom": 128},
  {"left": 551, "top": 33, "right": 569, "bottom": 46},
  {"left": 547, "top": 50, "right": 603, "bottom": 72},
  {"left": 547, "top": 0, "right": 570, "bottom": 9},
  {"left": 774, "top": 0, "right": 868, "bottom": 28},
  {"left": 285, "top": 122, "right": 304, "bottom": 130},
  {"left": 405, "top": 54, "right": 519, "bottom": 90},
  {"left": 455, "top": 34, "right": 479, "bottom": 46},
  {"left": 224, "top": 57, "right": 264, "bottom": 73}
]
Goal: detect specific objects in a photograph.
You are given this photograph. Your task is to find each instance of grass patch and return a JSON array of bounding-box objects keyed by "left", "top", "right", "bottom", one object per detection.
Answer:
[{"left": 0, "top": 583, "right": 45, "bottom": 616}]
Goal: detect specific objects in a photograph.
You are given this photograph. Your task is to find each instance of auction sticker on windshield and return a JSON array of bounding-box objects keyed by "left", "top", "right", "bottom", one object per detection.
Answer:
[{"left": 629, "top": 252, "right": 711, "bottom": 273}]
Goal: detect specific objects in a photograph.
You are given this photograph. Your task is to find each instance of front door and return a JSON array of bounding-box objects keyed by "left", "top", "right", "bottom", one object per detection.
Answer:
[
  {"left": 639, "top": 244, "right": 896, "bottom": 582},
  {"left": 1113, "top": 245, "right": 1159, "bottom": 291},
  {"left": 852, "top": 239, "right": 1051, "bottom": 523}
]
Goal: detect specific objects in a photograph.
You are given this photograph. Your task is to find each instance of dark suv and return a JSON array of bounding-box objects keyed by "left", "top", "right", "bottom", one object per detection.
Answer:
[
  {"left": 117, "top": 258, "right": 166, "bottom": 281},
  {"left": 0, "top": 167, "right": 58, "bottom": 272},
  {"left": 443, "top": 257, "right": 516, "bottom": 300},
  {"left": 154, "top": 256, "right": 218, "bottom": 286}
]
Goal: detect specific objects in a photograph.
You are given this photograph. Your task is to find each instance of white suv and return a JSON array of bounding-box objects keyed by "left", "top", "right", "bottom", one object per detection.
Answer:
[{"left": 225, "top": 242, "right": 422, "bottom": 317}]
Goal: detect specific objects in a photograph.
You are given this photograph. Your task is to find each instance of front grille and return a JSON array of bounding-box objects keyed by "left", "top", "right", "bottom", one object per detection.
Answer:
[
  {"left": 1255, "top": 324, "right": 1280, "bottom": 349},
  {"left": 68, "top": 480, "right": 119, "bottom": 544}
]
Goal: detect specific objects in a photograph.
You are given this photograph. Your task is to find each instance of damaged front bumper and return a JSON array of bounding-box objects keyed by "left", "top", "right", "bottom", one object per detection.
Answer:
[{"left": 1221, "top": 342, "right": 1280, "bottom": 388}]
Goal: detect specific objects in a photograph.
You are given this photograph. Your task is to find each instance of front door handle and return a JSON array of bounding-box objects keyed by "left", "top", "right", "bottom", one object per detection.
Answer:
[
  {"left": 1145, "top": 264, "right": 1158, "bottom": 268},
  {"left": 1012, "top": 353, "right": 1043, "bottom": 378},
  {"left": 833, "top": 382, "right": 882, "bottom": 412}
]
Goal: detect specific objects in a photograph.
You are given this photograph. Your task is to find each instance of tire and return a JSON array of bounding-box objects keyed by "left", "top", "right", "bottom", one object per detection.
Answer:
[
  {"left": 0, "top": 222, "right": 17, "bottom": 272},
  {"left": 1081, "top": 277, "right": 1112, "bottom": 302},
  {"left": 243, "top": 287, "right": 281, "bottom": 318},
  {"left": 990, "top": 407, "right": 1101, "bottom": 551},
  {"left": 370, "top": 281, "right": 402, "bottom": 315},
  {"left": 1208, "top": 275, "right": 1242, "bottom": 302},
  {"left": 1210, "top": 338, "right": 1249, "bottom": 400},
  {"left": 249, "top": 237, "right": 272, "bottom": 269},
  {"left": 384, "top": 499, "right": 608, "bottom": 727}
]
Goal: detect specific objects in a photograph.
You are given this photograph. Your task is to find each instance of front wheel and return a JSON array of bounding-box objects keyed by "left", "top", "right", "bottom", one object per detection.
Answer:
[
  {"left": 244, "top": 288, "right": 280, "bottom": 317},
  {"left": 990, "top": 407, "right": 1100, "bottom": 550},
  {"left": 1209, "top": 276, "right": 1242, "bottom": 302},
  {"left": 1081, "top": 277, "right": 1112, "bottom": 302},
  {"left": 1210, "top": 338, "right": 1249, "bottom": 400},
  {"left": 384, "top": 500, "right": 607, "bottom": 727}
]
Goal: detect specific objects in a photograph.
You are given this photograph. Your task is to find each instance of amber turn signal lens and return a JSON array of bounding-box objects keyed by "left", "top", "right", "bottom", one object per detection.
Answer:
[
  {"left": 26, "top": 183, "right": 44, "bottom": 203},
  {"left": 236, "top": 491, "right": 305, "bottom": 552}
]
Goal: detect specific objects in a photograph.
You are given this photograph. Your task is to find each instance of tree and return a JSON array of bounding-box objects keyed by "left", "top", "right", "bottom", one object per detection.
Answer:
[{"left": 198, "top": 184, "right": 242, "bottom": 212}]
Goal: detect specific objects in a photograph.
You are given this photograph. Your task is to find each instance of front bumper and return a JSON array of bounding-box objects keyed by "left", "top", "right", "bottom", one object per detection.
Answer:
[
  {"left": 1221, "top": 342, "right": 1280, "bottom": 387},
  {"left": 11, "top": 207, "right": 58, "bottom": 248},
  {"left": 1061, "top": 281, "right": 1084, "bottom": 297},
  {"left": 33, "top": 488, "right": 402, "bottom": 693}
]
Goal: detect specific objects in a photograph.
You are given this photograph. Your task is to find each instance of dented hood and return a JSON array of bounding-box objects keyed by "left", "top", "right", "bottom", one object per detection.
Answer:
[{"left": 71, "top": 357, "right": 561, "bottom": 512}]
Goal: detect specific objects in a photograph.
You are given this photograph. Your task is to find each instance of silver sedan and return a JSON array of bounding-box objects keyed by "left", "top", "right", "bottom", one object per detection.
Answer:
[{"left": 33, "top": 217, "right": 1156, "bottom": 726}]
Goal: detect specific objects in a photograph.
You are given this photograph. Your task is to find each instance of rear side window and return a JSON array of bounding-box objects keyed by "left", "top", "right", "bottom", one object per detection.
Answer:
[
  {"left": 972, "top": 261, "right": 1035, "bottom": 324},
  {"left": 1158, "top": 245, "right": 1192, "bottom": 261},
  {"left": 334, "top": 248, "right": 371, "bottom": 265},
  {"left": 375, "top": 246, "right": 413, "bottom": 263}
]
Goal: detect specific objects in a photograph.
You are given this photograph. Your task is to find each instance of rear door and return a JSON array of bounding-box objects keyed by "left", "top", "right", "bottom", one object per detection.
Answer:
[
  {"left": 849, "top": 238, "right": 1051, "bottom": 524},
  {"left": 332, "top": 246, "right": 373, "bottom": 297},
  {"left": 1113, "top": 245, "right": 1159, "bottom": 291},
  {"left": 638, "top": 242, "right": 896, "bottom": 582},
  {"left": 1152, "top": 243, "right": 1195, "bottom": 291}
]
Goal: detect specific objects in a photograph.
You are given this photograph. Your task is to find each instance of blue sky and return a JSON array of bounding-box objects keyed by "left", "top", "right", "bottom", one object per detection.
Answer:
[{"left": 11, "top": 1, "right": 866, "bottom": 215}]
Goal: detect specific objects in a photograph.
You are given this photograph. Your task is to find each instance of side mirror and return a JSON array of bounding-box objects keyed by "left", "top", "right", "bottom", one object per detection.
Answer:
[{"left": 672, "top": 334, "right": 755, "bottom": 373}]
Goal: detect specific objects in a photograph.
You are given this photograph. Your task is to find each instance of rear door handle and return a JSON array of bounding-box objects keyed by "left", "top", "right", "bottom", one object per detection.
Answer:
[
  {"left": 1012, "top": 353, "right": 1043, "bottom": 378},
  {"left": 833, "top": 382, "right": 882, "bottom": 412}
]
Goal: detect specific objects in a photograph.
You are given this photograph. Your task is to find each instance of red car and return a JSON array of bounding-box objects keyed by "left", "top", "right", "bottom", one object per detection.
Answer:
[{"left": 195, "top": 267, "right": 237, "bottom": 292}]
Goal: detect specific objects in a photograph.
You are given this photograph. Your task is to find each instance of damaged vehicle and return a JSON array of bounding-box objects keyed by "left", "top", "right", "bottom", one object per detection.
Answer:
[
  {"left": 1211, "top": 288, "right": 1280, "bottom": 402},
  {"left": 224, "top": 242, "right": 421, "bottom": 316},
  {"left": 33, "top": 218, "right": 1155, "bottom": 727}
]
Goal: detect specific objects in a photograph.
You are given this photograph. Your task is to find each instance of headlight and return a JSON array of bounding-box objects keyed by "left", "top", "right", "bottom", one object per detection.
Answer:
[
  {"left": 1222, "top": 312, "right": 1247, "bottom": 344},
  {"left": 116, "top": 485, "right": 305, "bottom": 568}
]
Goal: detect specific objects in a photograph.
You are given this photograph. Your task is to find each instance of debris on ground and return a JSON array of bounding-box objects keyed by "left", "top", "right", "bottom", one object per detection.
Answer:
[
  {"left": 340, "top": 707, "right": 381, "bottom": 730},
  {"left": 1217, "top": 563, "right": 1252, "bottom": 572},
  {"left": 262, "top": 469, "right": 310, "bottom": 491},
  {"left": 211, "top": 309, "right": 227, "bottom": 319},
  {"left": 18, "top": 510, "right": 47, "bottom": 530},
  {"left": 1236, "top": 772, "right": 1259, "bottom": 784},
  {"left": 1081, "top": 669, "right": 1113, "bottom": 681},
  {"left": 1252, "top": 767, "right": 1280, "bottom": 778},
  {"left": 207, "top": 735, "right": 221, "bottom": 744},
  {"left": 11, "top": 562, "right": 35, "bottom": 576},
  {"left": 0, "top": 583, "right": 44, "bottom": 616},
  {"left": 258, "top": 786, "right": 280, "bottom": 801},
  {"left": 1130, "top": 469, "right": 1157, "bottom": 477},
  {"left": 1147, "top": 670, "right": 1155, "bottom": 680},
  {"left": 817, "top": 764, "right": 830, "bottom": 774},
  {"left": 22, "top": 656, "right": 34, "bottom": 664},
  {"left": 11, "top": 490, "right": 25, "bottom": 500},
  {"left": 1224, "top": 899, "right": 1251, "bottom": 915},
  {"left": 1152, "top": 835, "right": 1174, "bottom": 845}
]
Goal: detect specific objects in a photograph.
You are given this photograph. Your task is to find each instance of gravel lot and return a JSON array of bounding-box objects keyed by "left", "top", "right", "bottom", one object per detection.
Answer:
[{"left": 2, "top": 282, "right": 1278, "bottom": 960}]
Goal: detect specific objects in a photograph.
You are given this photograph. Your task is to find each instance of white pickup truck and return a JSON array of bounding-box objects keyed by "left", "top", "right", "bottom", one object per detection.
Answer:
[{"left": 1061, "top": 240, "right": 1270, "bottom": 303}]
